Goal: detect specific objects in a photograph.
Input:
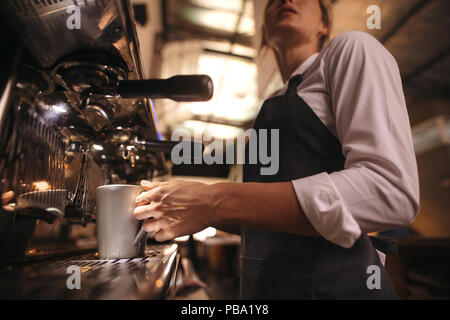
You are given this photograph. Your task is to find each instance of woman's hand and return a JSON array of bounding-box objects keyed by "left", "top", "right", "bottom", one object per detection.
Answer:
[
  {"left": 2, "top": 191, "right": 15, "bottom": 212},
  {"left": 134, "top": 180, "right": 223, "bottom": 242},
  {"left": 133, "top": 179, "right": 318, "bottom": 242}
]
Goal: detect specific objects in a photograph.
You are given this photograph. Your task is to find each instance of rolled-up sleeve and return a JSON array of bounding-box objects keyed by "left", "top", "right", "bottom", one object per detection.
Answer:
[{"left": 292, "top": 31, "right": 420, "bottom": 248}]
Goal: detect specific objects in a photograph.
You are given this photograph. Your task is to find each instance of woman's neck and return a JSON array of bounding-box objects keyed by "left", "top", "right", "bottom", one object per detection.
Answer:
[{"left": 273, "top": 42, "right": 318, "bottom": 83}]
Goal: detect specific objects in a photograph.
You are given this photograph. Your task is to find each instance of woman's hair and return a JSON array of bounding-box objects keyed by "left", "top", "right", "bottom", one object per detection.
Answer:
[{"left": 260, "top": 0, "right": 333, "bottom": 51}]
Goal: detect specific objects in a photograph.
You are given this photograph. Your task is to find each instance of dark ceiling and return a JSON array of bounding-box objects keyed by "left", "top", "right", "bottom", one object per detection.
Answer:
[
  {"left": 159, "top": 0, "right": 450, "bottom": 102},
  {"left": 162, "top": 0, "right": 254, "bottom": 49}
]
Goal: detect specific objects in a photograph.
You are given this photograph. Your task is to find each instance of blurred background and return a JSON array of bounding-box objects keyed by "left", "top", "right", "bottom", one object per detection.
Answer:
[{"left": 130, "top": 0, "right": 449, "bottom": 299}]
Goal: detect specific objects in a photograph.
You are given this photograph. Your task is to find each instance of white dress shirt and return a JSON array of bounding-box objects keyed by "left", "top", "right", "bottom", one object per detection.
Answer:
[{"left": 275, "top": 31, "right": 420, "bottom": 249}]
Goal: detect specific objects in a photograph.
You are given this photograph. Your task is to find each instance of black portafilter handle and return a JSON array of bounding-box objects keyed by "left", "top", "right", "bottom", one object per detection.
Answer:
[
  {"left": 117, "top": 75, "right": 214, "bottom": 101},
  {"left": 140, "top": 139, "right": 204, "bottom": 163},
  {"left": 140, "top": 139, "right": 204, "bottom": 154}
]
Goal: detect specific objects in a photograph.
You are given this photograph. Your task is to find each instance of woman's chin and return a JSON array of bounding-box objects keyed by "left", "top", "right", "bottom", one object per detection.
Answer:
[
  {"left": 272, "top": 19, "right": 303, "bottom": 32},
  {"left": 268, "top": 24, "right": 303, "bottom": 43}
]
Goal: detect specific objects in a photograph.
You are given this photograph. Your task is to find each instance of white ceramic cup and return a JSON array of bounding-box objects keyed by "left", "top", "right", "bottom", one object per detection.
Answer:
[{"left": 96, "top": 184, "right": 145, "bottom": 259}]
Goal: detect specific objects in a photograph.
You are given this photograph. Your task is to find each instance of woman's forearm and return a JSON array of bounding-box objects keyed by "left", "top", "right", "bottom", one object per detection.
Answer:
[
  {"left": 133, "top": 180, "right": 319, "bottom": 242},
  {"left": 212, "top": 182, "right": 319, "bottom": 236}
]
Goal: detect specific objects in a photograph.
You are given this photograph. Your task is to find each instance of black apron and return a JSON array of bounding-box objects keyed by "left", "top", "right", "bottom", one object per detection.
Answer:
[{"left": 241, "top": 74, "right": 398, "bottom": 299}]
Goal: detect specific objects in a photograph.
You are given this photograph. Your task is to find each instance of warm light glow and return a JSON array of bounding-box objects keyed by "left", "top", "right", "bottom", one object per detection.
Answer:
[
  {"left": 191, "top": 0, "right": 242, "bottom": 12},
  {"left": 155, "top": 279, "right": 164, "bottom": 288},
  {"left": 186, "top": 0, "right": 255, "bottom": 35},
  {"left": 180, "top": 120, "right": 242, "bottom": 140},
  {"left": 175, "top": 235, "right": 190, "bottom": 242},
  {"left": 237, "top": 0, "right": 255, "bottom": 35},
  {"left": 182, "top": 7, "right": 238, "bottom": 33},
  {"left": 230, "top": 44, "right": 255, "bottom": 57},
  {"left": 92, "top": 144, "right": 104, "bottom": 151},
  {"left": 32, "top": 181, "right": 50, "bottom": 191},
  {"left": 80, "top": 267, "right": 91, "bottom": 273},
  {"left": 163, "top": 244, "right": 178, "bottom": 255},
  {"left": 158, "top": 37, "right": 258, "bottom": 140},
  {"left": 412, "top": 116, "right": 450, "bottom": 155},
  {"left": 193, "top": 227, "right": 217, "bottom": 242},
  {"left": 187, "top": 53, "right": 257, "bottom": 122},
  {"left": 52, "top": 104, "right": 67, "bottom": 114}
]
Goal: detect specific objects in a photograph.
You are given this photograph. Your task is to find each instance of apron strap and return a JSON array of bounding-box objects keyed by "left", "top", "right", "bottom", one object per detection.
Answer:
[{"left": 287, "top": 74, "right": 303, "bottom": 97}]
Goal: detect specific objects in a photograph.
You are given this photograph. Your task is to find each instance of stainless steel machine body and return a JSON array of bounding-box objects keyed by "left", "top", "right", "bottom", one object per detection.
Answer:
[{"left": 0, "top": 0, "right": 212, "bottom": 299}]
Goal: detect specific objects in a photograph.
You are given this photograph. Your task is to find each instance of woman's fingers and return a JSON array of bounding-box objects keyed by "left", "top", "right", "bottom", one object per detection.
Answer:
[
  {"left": 140, "top": 180, "right": 168, "bottom": 191},
  {"left": 133, "top": 180, "right": 212, "bottom": 242},
  {"left": 153, "top": 223, "right": 192, "bottom": 242},
  {"left": 143, "top": 217, "right": 170, "bottom": 233},
  {"left": 134, "top": 201, "right": 164, "bottom": 220},
  {"left": 2, "top": 191, "right": 14, "bottom": 205},
  {"left": 136, "top": 180, "right": 171, "bottom": 205},
  {"left": 147, "top": 219, "right": 183, "bottom": 242},
  {"left": 154, "top": 228, "right": 176, "bottom": 242},
  {"left": 135, "top": 187, "right": 165, "bottom": 204},
  {"left": 2, "top": 191, "right": 15, "bottom": 212}
]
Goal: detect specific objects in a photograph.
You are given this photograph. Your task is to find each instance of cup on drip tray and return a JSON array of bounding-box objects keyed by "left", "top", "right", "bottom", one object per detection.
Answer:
[{"left": 96, "top": 184, "right": 145, "bottom": 259}]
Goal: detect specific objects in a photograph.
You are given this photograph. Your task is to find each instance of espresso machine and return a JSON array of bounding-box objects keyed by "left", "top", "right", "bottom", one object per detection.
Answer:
[{"left": 0, "top": 0, "right": 212, "bottom": 299}]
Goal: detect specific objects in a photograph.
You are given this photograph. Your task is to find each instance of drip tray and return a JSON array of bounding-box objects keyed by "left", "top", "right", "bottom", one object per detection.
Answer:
[{"left": 0, "top": 244, "right": 179, "bottom": 300}]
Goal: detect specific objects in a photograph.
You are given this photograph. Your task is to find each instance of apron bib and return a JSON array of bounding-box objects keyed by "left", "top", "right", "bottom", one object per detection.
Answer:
[{"left": 241, "top": 74, "right": 398, "bottom": 299}]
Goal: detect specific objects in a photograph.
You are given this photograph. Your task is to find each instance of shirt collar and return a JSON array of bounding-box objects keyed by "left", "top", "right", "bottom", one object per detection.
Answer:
[
  {"left": 276, "top": 53, "right": 319, "bottom": 96},
  {"left": 285, "top": 52, "right": 319, "bottom": 86}
]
